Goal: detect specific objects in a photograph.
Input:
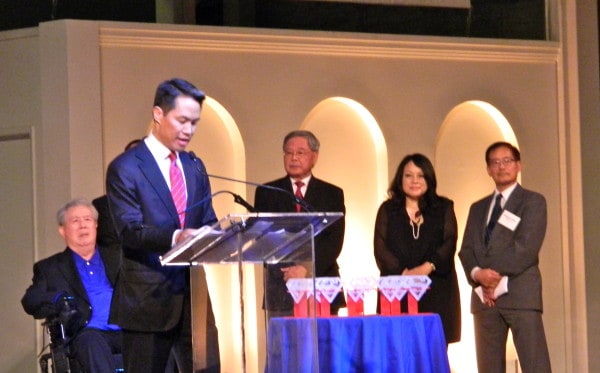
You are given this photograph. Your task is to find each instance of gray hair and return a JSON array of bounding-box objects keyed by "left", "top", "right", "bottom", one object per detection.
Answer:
[
  {"left": 56, "top": 198, "right": 98, "bottom": 226},
  {"left": 282, "top": 130, "right": 320, "bottom": 152}
]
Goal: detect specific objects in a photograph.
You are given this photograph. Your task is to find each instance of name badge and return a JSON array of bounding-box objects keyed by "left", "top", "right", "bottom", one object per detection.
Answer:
[{"left": 498, "top": 210, "right": 520, "bottom": 231}]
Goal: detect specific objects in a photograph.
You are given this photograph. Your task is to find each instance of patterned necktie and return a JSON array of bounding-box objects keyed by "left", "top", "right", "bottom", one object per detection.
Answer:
[
  {"left": 169, "top": 152, "right": 187, "bottom": 228},
  {"left": 294, "top": 181, "right": 305, "bottom": 212},
  {"left": 485, "top": 194, "right": 503, "bottom": 247}
]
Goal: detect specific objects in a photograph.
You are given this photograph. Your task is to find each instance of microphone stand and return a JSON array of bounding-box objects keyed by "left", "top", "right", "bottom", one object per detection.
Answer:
[
  {"left": 209, "top": 173, "right": 313, "bottom": 213},
  {"left": 187, "top": 151, "right": 313, "bottom": 212},
  {"left": 180, "top": 190, "right": 255, "bottom": 221}
]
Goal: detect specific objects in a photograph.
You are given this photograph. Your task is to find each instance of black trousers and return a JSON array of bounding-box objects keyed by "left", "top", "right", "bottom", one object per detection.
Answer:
[{"left": 71, "top": 328, "right": 122, "bottom": 373}]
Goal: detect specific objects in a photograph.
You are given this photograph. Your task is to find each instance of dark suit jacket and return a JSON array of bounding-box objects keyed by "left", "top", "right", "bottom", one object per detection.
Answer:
[
  {"left": 105, "top": 142, "right": 218, "bottom": 332},
  {"left": 92, "top": 195, "right": 120, "bottom": 248},
  {"left": 21, "top": 246, "right": 120, "bottom": 334},
  {"left": 254, "top": 176, "right": 346, "bottom": 311},
  {"left": 459, "top": 184, "right": 547, "bottom": 313}
]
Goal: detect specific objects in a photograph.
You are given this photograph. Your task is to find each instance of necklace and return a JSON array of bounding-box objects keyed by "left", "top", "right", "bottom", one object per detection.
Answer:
[{"left": 410, "top": 212, "right": 423, "bottom": 240}]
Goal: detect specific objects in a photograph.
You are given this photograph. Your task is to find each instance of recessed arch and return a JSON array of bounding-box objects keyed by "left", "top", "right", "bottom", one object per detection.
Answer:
[
  {"left": 188, "top": 96, "right": 247, "bottom": 216},
  {"left": 187, "top": 96, "right": 249, "bottom": 373},
  {"left": 300, "top": 96, "right": 388, "bottom": 313}
]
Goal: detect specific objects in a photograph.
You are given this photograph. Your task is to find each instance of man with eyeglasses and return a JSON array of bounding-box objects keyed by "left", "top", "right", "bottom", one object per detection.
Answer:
[
  {"left": 459, "top": 141, "right": 551, "bottom": 373},
  {"left": 254, "top": 130, "right": 346, "bottom": 317}
]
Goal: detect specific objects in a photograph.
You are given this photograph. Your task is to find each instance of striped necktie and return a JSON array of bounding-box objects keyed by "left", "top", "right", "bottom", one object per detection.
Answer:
[
  {"left": 169, "top": 152, "right": 187, "bottom": 228},
  {"left": 294, "top": 181, "right": 305, "bottom": 212}
]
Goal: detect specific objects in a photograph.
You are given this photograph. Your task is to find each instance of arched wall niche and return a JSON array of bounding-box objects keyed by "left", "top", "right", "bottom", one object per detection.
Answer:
[
  {"left": 435, "top": 100, "right": 520, "bottom": 372},
  {"left": 189, "top": 96, "right": 247, "bottom": 217},
  {"left": 301, "top": 96, "right": 388, "bottom": 313},
  {"left": 186, "top": 96, "right": 255, "bottom": 373}
]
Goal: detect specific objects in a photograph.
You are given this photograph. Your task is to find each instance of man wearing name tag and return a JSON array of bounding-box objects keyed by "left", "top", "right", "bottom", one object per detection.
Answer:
[{"left": 459, "top": 141, "right": 551, "bottom": 373}]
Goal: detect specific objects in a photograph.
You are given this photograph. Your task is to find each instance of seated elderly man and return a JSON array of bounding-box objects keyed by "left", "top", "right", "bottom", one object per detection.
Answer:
[{"left": 22, "top": 198, "right": 122, "bottom": 372}]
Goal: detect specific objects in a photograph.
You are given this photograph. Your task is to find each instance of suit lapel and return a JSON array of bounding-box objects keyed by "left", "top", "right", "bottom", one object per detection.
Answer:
[
  {"left": 136, "top": 144, "right": 179, "bottom": 222},
  {"left": 303, "top": 177, "right": 321, "bottom": 206},
  {"left": 277, "top": 178, "right": 296, "bottom": 212},
  {"left": 502, "top": 184, "right": 524, "bottom": 215},
  {"left": 471, "top": 194, "right": 494, "bottom": 264},
  {"left": 98, "top": 246, "right": 119, "bottom": 285},
  {"left": 282, "top": 178, "right": 294, "bottom": 193},
  {"left": 480, "top": 194, "right": 494, "bottom": 245},
  {"left": 57, "top": 249, "right": 89, "bottom": 303}
]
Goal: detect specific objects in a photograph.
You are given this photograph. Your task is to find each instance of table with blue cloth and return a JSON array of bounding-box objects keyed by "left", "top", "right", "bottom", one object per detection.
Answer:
[{"left": 266, "top": 314, "right": 450, "bottom": 373}]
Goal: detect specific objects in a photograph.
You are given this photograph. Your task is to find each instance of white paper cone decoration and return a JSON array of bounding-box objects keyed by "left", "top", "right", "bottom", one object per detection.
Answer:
[
  {"left": 407, "top": 276, "right": 432, "bottom": 301},
  {"left": 343, "top": 277, "right": 378, "bottom": 299},
  {"left": 377, "top": 275, "right": 431, "bottom": 301},
  {"left": 315, "top": 277, "right": 343, "bottom": 304},
  {"left": 286, "top": 278, "right": 314, "bottom": 303},
  {"left": 378, "top": 276, "right": 403, "bottom": 302}
]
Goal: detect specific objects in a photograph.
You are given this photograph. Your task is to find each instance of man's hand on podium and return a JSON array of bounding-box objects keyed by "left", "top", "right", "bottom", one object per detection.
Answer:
[
  {"left": 175, "top": 228, "right": 199, "bottom": 245},
  {"left": 282, "top": 265, "right": 307, "bottom": 281}
]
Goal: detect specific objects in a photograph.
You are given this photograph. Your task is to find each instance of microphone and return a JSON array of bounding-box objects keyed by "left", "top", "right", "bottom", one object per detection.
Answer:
[
  {"left": 188, "top": 151, "right": 313, "bottom": 212},
  {"left": 182, "top": 190, "right": 256, "bottom": 218},
  {"left": 229, "top": 191, "right": 256, "bottom": 212}
]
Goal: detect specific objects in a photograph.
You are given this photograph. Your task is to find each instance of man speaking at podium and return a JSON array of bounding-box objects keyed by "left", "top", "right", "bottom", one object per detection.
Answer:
[
  {"left": 106, "top": 78, "right": 220, "bottom": 373},
  {"left": 254, "top": 130, "right": 346, "bottom": 316}
]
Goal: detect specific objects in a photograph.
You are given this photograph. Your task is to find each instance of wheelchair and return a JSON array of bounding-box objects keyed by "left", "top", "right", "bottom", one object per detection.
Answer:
[
  {"left": 38, "top": 314, "right": 81, "bottom": 373},
  {"left": 38, "top": 315, "right": 124, "bottom": 373}
]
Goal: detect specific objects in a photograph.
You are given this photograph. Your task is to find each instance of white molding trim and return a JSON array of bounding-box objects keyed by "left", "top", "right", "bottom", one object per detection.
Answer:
[{"left": 99, "top": 23, "right": 559, "bottom": 63}]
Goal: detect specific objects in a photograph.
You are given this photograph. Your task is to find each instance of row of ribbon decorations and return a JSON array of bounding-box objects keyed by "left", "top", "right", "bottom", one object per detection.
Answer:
[{"left": 285, "top": 275, "right": 432, "bottom": 317}]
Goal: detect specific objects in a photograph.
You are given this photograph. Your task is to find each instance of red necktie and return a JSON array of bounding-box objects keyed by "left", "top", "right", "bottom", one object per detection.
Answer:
[
  {"left": 294, "top": 181, "right": 305, "bottom": 212},
  {"left": 169, "top": 152, "right": 187, "bottom": 228}
]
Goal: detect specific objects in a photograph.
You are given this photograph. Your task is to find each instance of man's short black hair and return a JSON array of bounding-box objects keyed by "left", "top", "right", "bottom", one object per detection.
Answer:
[
  {"left": 485, "top": 141, "right": 521, "bottom": 165},
  {"left": 153, "top": 78, "right": 205, "bottom": 114}
]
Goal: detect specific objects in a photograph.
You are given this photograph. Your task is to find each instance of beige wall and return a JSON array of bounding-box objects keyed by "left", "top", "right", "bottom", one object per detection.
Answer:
[
  {"left": 573, "top": 0, "right": 600, "bottom": 371},
  {"left": 0, "top": 10, "right": 593, "bottom": 372},
  {"left": 0, "top": 27, "right": 42, "bottom": 372}
]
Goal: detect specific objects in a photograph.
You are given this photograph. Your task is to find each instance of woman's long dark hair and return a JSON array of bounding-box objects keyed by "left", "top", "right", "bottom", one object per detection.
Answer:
[{"left": 388, "top": 153, "right": 441, "bottom": 212}]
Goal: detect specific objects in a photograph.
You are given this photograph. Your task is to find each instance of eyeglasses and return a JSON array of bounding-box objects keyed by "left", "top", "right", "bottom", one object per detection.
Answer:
[
  {"left": 284, "top": 150, "right": 312, "bottom": 158},
  {"left": 488, "top": 158, "right": 516, "bottom": 168}
]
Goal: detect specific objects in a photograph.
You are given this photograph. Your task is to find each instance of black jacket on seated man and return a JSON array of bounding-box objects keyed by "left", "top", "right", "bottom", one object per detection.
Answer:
[
  {"left": 21, "top": 246, "right": 120, "bottom": 331},
  {"left": 22, "top": 198, "right": 122, "bottom": 373}
]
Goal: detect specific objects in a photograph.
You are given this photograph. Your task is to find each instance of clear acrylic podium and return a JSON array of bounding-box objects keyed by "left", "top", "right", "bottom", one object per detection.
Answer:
[{"left": 160, "top": 212, "right": 343, "bottom": 373}]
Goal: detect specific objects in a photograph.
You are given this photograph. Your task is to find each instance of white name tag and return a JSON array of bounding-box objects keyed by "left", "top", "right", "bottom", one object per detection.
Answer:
[{"left": 498, "top": 210, "right": 520, "bottom": 231}]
